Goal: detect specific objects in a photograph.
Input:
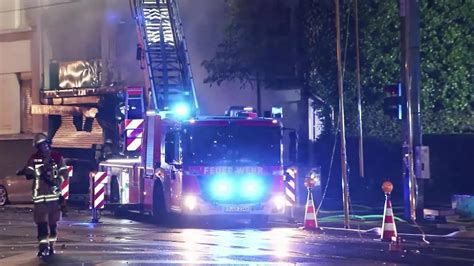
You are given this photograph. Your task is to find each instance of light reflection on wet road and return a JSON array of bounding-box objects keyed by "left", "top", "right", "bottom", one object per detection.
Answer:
[{"left": 0, "top": 206, "right": 473, "bottom": 265}]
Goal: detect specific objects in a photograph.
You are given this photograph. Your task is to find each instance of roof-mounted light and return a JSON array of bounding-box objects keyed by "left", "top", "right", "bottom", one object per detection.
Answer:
[{"left": 174, "top": 103, "right": 190, "bottom": 118}]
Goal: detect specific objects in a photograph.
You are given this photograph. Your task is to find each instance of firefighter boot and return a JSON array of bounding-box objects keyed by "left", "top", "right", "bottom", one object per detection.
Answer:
[
  {"left": 37, "top": 242, "right": 50, "bottom": 258},
  {"left": 49, "top": 242, "right": 55, "bottom": 255},
  {"left": 49, "top": 224, "right": 58, "bottom": 255},
  {"left": 37, "top": 222, "right": 49, "bottom": 257}
]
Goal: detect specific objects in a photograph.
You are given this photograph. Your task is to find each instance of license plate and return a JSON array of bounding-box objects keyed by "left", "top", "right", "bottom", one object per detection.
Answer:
[{"left": 224, "top": 205, "right": 251, "bottom": 213}]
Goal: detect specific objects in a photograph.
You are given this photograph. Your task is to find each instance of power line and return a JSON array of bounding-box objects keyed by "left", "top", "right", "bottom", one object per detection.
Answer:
[{"left": 0, "top": 0, "right": 82, "bottom": 14}]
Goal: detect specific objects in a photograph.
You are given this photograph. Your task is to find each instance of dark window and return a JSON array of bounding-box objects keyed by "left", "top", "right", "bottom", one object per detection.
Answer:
[
  {"left": 183, "top": 124, "right": 281, "bottom": 166},
  {"left": 126, "top": 98, "right": 143, "bottom": 119}
]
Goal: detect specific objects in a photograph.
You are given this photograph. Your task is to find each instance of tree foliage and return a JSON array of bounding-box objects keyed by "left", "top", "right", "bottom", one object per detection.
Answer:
[
  {"left": 419, "top": 0, "right": 474, "bottom": 133},
  {"left": 204, "top": 0, "right": 473, "bottom": 139},
  {"left": 305, "top": 0, "right": 473, "bottom": 140},
  {"left": 201, "top": 0, "right": 298, "bottom": 88},
  {"left": 305, "top": 0, "right": 401, "bottom": 140}
]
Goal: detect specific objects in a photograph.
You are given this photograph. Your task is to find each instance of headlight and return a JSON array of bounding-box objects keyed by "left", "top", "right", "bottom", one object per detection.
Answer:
[
  {"left": 272, "top": 195, "right": 286, "bottom": 211},
  {"left": 184, "top": 195, "right": 197, "bottom": 210}
]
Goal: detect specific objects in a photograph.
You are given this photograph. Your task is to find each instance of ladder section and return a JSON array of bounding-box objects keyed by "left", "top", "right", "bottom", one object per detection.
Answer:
[{"left": 131, "top": 0, "right": 198, "bottom": 114}]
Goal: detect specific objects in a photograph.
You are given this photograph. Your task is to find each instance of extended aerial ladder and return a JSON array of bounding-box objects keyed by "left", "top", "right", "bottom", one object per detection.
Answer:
[
  {"left": 130, "top": 0, "right": 199, "bottom": 114},
  {"left": 128, "top": 0, "right": 199, "bottom": 175}
]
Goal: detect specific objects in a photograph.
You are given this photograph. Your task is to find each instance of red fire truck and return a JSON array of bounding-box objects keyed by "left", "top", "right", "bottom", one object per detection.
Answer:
[
  {"left": 86, "top": 0, "right": 288, "bottom": 224},
  {"left": 31, "top": 0, "right": 292, "bottom": 224},
  {"left": 95, "top": 102, "right": 286, "bottom": 225}
]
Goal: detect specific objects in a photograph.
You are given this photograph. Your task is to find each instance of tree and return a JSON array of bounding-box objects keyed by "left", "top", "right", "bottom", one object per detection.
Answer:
[
  {"left": 419, "top": 0, "right": 474, "bottom": 134},
  {"left": 304, "top": 0, "right": 473, "bottom": 140},
  {"left": 205, "top": 0, "right": 473, "bottom": 139},
  {"left": 305, "top": 0, "right": 401, "bottom": 140},
  {"left": 202, "top": 0, "right": 298, "bottom": 115}
]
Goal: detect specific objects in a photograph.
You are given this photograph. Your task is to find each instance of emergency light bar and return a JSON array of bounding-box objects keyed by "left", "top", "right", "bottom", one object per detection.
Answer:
[{"left": 226, "top": 106, "right": 257, "bottom": 118}]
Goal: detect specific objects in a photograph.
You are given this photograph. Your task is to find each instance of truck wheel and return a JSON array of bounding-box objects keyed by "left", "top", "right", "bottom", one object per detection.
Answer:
[
  {"left": 178, "top": 214, "right": 199, "bottom": 228},
  {"left": 250, "top": 215, "right": 269, "bottom": 228},
  {"left": 152, "top": 181, "right": 168, "bottom": 225},
  {"left": 0, "top": 186, "right": 8, "bottom": 206},
  {"left": 113, "top": 206, "right": 128, "bottom": 217}
]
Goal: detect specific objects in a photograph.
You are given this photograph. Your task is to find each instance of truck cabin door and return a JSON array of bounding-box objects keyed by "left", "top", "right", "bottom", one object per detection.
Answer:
[{"left": 164, "top": 130, "right": 183, "bottom": 209}]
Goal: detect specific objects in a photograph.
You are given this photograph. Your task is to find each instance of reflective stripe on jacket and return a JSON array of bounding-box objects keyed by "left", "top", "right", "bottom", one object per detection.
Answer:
[{"left": 24, "top": 151, "right": 66, "bottom": 203}]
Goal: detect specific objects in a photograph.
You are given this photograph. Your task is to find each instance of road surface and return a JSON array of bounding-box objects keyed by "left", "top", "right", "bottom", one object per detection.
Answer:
[{"left": 0, "top": 205, "right": 473, "bottom": 265}]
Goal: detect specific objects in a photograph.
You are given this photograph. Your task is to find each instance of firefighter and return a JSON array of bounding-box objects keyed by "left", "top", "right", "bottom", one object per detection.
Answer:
[{"left": 23, "top": 133, "right": 67, "bottom": 257}]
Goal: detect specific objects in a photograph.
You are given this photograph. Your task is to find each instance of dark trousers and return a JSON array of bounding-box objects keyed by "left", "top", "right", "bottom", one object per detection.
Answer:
[{"left": 34, "top": 201, "right": 60, "bottom": 243}]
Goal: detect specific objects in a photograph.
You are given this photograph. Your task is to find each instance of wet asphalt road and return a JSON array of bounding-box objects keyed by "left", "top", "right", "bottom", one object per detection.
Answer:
[{"left": 0, "top": 206, "right": 473, "bottom": 265}]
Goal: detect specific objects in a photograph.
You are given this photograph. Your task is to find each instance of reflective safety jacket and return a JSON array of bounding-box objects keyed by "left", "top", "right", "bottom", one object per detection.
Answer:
[{"left": 24, "top": 151, "right": 67, "bottom": 203}]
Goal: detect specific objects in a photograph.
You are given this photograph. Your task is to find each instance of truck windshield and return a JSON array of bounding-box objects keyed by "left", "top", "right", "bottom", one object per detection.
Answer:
[{"left": 183, "top": 124, "right": 281, "bottom": 166}]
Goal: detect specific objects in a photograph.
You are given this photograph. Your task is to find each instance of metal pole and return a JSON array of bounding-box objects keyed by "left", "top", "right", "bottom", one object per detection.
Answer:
[
  {"left": 408, "top": 0, "right": 423, "bottom": 220},
  {"left": 335, "top": 0, "right": 350, "bottom": 229},
  {"left": 354, "top": 0, "right": 365, "bottom": 179},
  {"left": 400, "top": 0, "right": 417, "bottom": 221}
]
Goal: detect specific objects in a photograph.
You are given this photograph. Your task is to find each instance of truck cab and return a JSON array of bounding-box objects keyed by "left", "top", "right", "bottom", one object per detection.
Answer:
[{"left": 158, "top": 115, "right": 286, "bottom": 221}]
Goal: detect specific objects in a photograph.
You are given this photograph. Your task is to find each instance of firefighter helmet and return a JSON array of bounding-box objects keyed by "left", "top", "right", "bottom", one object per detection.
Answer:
[{"left": 33, "top": 133, "right": 51, "bottom": 147}]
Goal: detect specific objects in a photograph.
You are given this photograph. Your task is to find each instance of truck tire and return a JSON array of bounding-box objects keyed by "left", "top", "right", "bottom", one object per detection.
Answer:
[
  {"left": 250, "top": 215, "right": 269, "bottom": 228},
  {"left": 113, "top": 206, "right": 128, "bottom": 217},
  {"left": 152, "top": 181, "right": 168, "bottom": 225}
]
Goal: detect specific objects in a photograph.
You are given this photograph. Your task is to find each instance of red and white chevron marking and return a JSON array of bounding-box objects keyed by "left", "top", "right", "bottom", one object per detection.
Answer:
[
  {"left": 285, "top": 168, "right": 297, "bottom": 206},
  {"left": 93, "top": 172, "right": 108, "bottom": 209},
  {"left": 60, "top": 166, "right": 73, "bottom": 200},
  {"left": 124, "top": 119, "right": 144, "bottom": 151}
]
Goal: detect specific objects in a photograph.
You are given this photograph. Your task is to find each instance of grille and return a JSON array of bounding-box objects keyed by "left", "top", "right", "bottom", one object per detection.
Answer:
[{"left": 198, "top": 174, "right": 273, "bottom": 204}]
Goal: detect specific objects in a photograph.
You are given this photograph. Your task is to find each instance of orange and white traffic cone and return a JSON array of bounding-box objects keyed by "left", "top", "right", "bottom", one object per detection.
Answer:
[
  {"left": 389, "top": 236, "right": 402, "bottom": 252},
  {"left": 303, "top": 188, "right": 319, "bottom": 230},
  {"left": 381, "top": 193, "right": 398, "bottom": 241}
]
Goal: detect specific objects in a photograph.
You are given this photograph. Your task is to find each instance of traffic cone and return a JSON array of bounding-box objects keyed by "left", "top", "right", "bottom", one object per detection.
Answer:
[
  {"left": 381, "top": 193, "right": 397, "bottom": 241},
  {"left": 389, "top": 236, "right": 402, "bottom": 252},
  {"left": 303, "top": 188, "right": 319, "bottom": 230}
]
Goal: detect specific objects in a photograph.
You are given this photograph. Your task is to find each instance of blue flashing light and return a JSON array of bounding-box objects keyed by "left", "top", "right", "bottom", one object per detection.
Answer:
[
  {"left": 241, "top": 177, "right": 264, "bottom": 200},
  {"left": 211, "top": 177, "right": 233, "bottom": 200},
  {"left": 173, "top": 103, "right": 190, "bottom": 118},
  {"left": 209, "top": 175, "right": 266, "bottom": 202}
]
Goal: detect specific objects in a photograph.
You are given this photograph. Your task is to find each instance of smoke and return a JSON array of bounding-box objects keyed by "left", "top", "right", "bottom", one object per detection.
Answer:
[
  {"left": 42, "top": 0, "right": 103, "bottom": 60},
  {"left": 39, "top": 0, "right": 143, "bottom": 86},
  {"left": 178, "top": 0, "right": 256, "bottom": 115},
  {"left": 33, "top": 0, "right": 257, "bottom": 114}
]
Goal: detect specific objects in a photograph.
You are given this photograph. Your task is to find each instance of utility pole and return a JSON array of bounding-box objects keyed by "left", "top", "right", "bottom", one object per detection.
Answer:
[
  {"left": 400, "top": 0, "right": 422, "bottom": 221},
  {"left": 354, "top": 0, "right": 365, "bottom": 179},
  {"left": 335, "top": 0, "right": 350, "bottom": 229}
]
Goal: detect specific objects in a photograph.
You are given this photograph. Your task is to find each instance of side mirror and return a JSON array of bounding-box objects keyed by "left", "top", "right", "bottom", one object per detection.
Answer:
[{"left": 289, "top": 131, "right": 298, "bottom": 163}]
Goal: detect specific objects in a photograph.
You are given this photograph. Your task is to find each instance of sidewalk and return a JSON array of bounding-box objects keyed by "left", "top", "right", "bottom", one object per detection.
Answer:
[{"left": 281, "top": 204, "right": 474, "bottom": 238}]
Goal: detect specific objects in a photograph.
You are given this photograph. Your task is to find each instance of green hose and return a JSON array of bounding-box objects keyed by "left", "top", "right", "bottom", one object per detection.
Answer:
[{"left": 318, "top": 214, "right": 407, "bottom": 223}]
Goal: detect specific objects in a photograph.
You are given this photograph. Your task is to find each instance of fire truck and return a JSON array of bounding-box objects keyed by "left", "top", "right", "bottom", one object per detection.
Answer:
[
  {"left": 31, "top": 0, "right": 289, "bottom": 224},
  {"left": 98, "top": 103, "right": 286, "bottom": 224},
  {"left": 94, "top": 0, "right": 288, "bottom": 224}
]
